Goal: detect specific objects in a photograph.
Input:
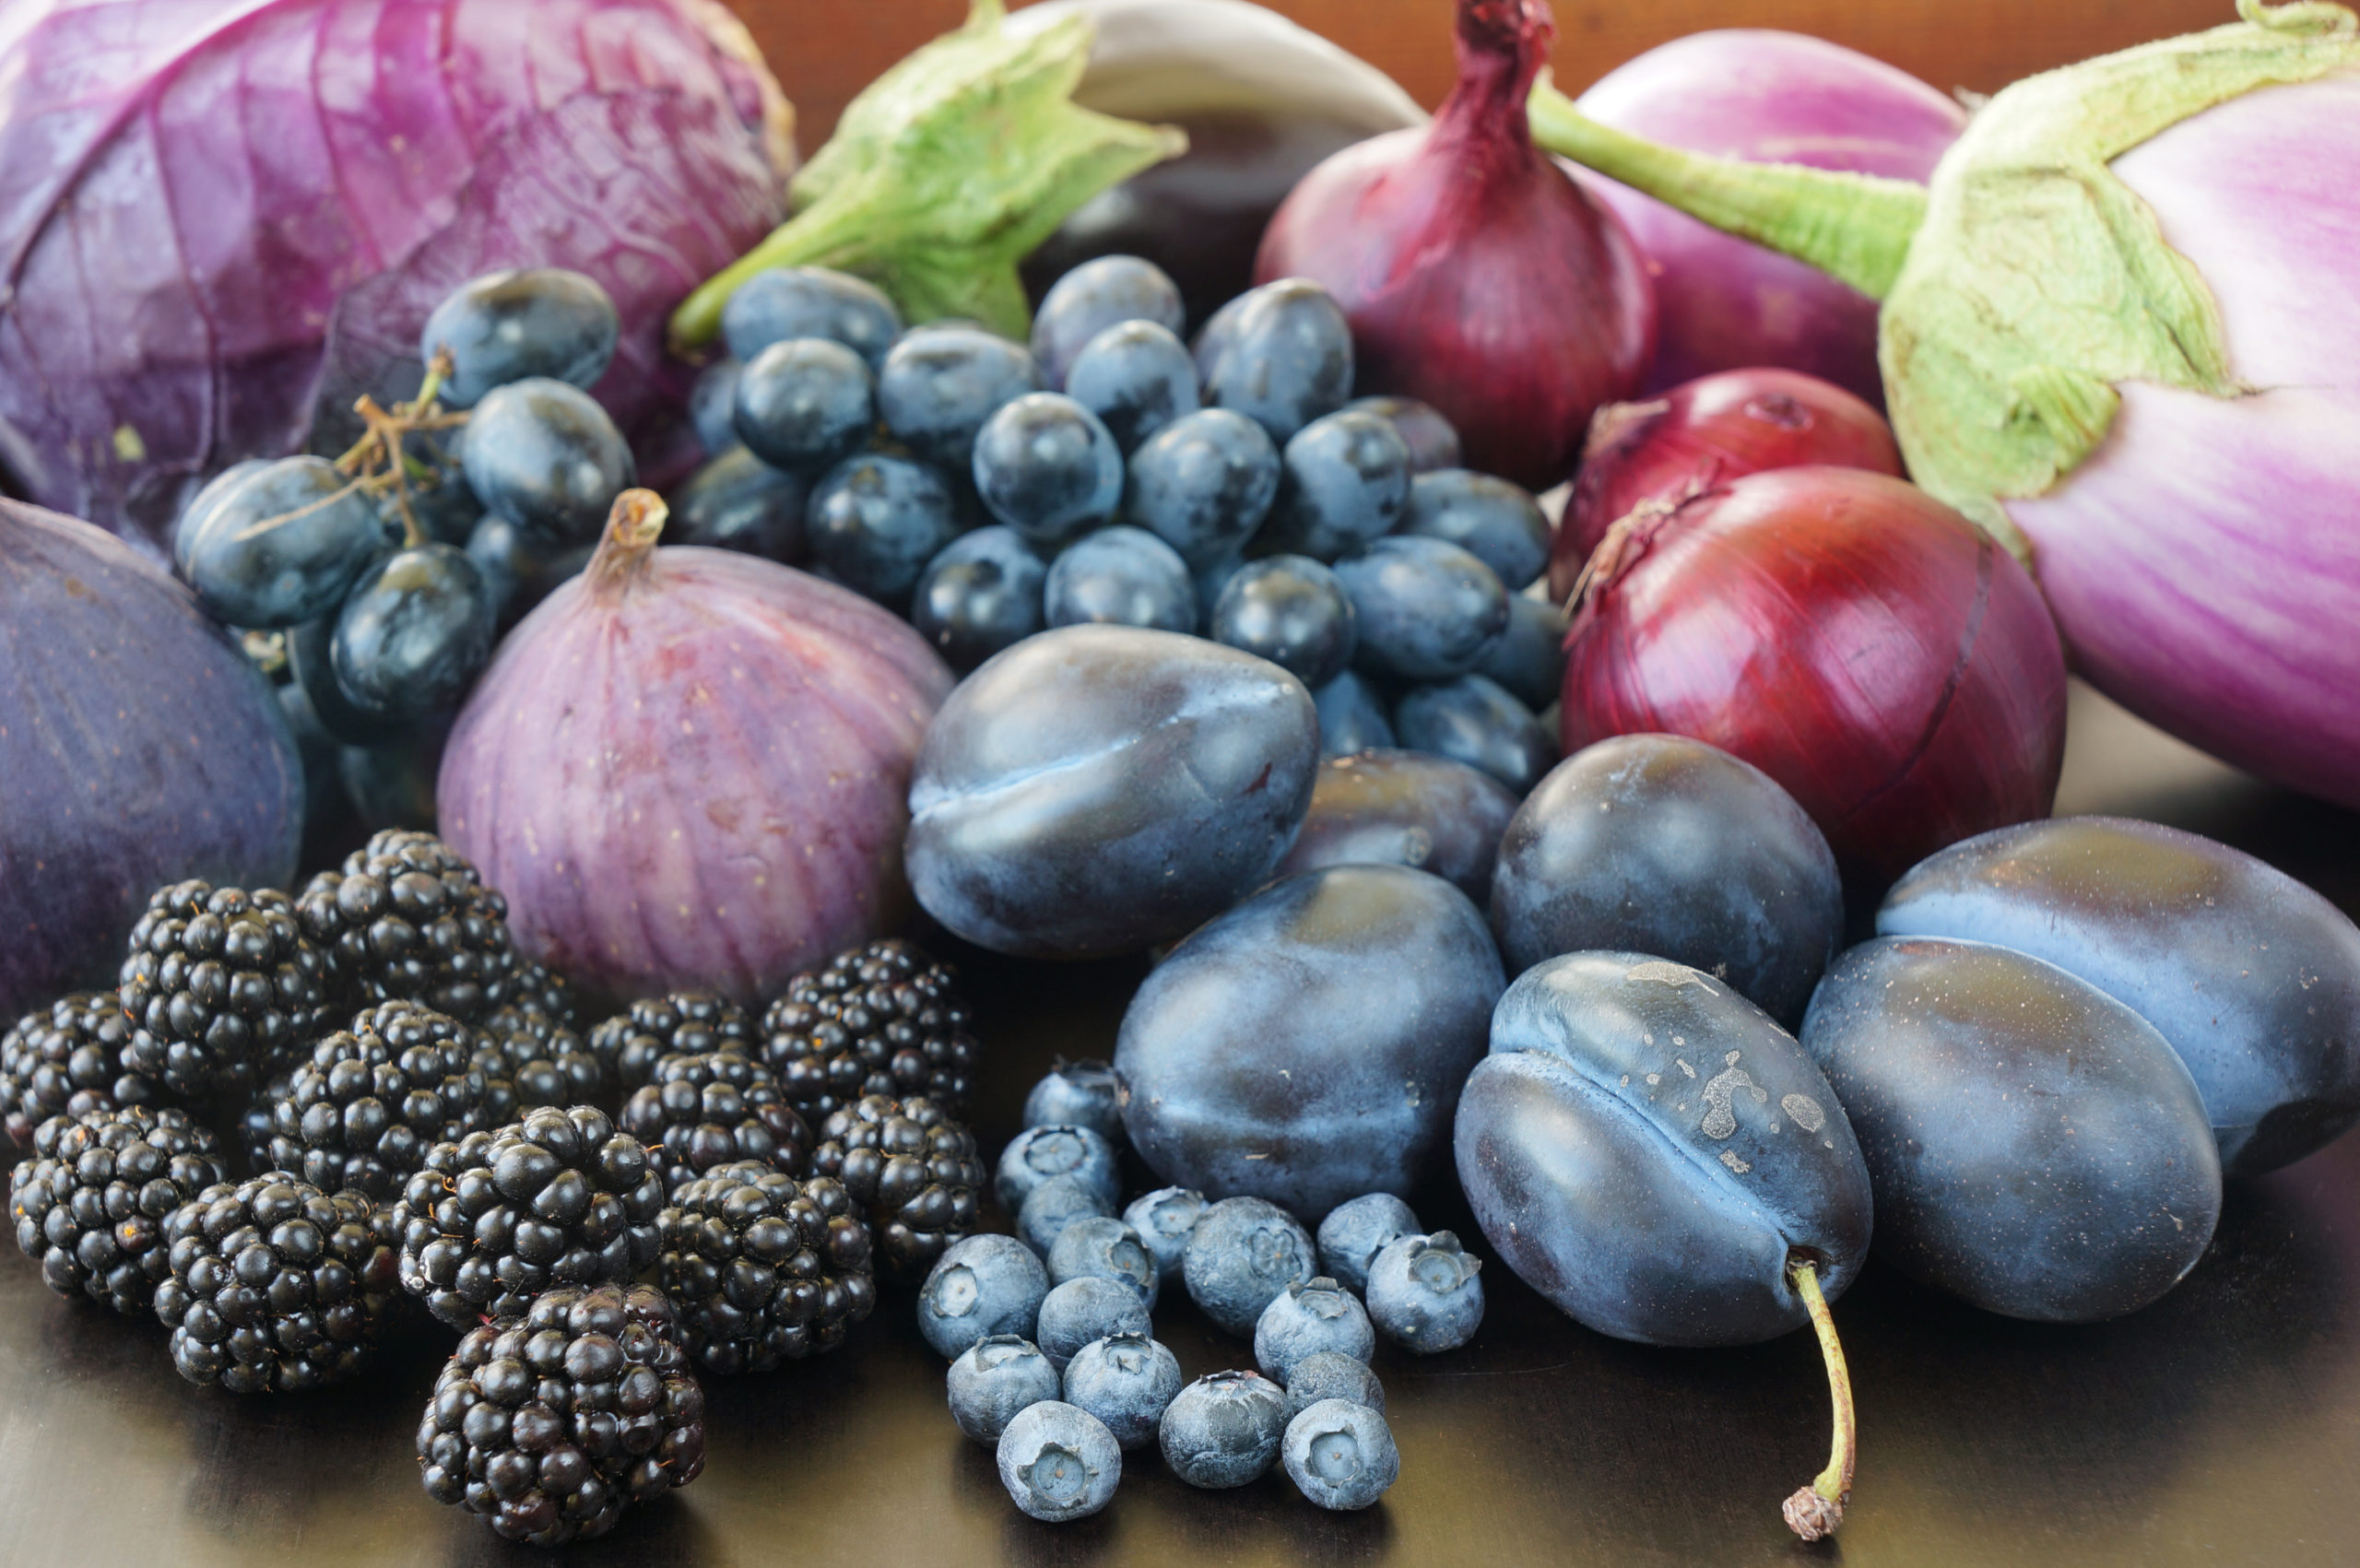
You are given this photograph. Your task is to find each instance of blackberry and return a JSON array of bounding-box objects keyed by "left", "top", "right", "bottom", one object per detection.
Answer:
[
  {"left": 1, "top": 991, "right": 168, "bottom": 1148},
  {"left": 8, "top": 1105, "right": 226, "bottom": 1315},
  {"left": 257, "top": 1003, "right": 494, "bottom": 1199},
  {"left": 587, "top": 992, "right": 754, "bottom": 1095},
  {"left": 619, "top": 1052, "right": 813, "bottom": 1195},
  {"left": 474, "top": 1012, "right": 606, "bottom": 1114},
  {"left": 297, "top": 830, "right": 517, "bottom": 1020},
  {"left": 418, "top": 1282, "right": 705, "bottom": 1545},
  {"left": 118, "top": 881, "right": 332, "bottom": 1102},
  {"left": 153, "top": 1173, "right": 397, "bottom": 1392},
  {"left": 392, "top": 1105, "right": 664, "bottom": 1330},
  {"left": 656, "top": 1161, "right": 874, "bottom": 1373},
  {"left": 761, "top": 938, "right": 980, "bottom": 1120},
  {"left": 808, "top": 1094, "right": 984, "bottom": 1282}
]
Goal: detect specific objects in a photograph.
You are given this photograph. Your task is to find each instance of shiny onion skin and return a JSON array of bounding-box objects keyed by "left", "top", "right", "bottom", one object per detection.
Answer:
[
  {"left": 1553, "top": 368, "right": 1904, "bottom": 599},
  {"left": 1253, "top": 0, "right": 1654, "bottom": 490},
  {"left": 1561, "top": 467, "right": 2065, "bottom": 887},
  {"left": 438, "top": 492, "right": 952, "bottom": 1007}
]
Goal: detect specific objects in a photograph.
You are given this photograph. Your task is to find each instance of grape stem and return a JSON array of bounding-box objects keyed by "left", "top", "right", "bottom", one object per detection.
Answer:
[
  {"left": 1782, "top": 1256, "right": 1855, "bottom": 1542},
  {"left": 333, "top": 348, "right": 467, "bottom": 548}
]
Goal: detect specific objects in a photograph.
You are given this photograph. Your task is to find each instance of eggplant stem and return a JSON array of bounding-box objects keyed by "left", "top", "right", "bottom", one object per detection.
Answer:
[{"left": 1782, "top": 1257, "right": 1855, "bottom": 1543}]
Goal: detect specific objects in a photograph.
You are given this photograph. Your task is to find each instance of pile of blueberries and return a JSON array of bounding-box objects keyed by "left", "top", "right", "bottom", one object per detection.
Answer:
[{"left": 910, "top": 1061, "right": 1485, "bottom": 1522}]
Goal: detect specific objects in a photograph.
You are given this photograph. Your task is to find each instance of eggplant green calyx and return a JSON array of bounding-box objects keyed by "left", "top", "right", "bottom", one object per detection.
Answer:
[{"left": 671, "top": 0, "right": 1187, "bottom": 351}]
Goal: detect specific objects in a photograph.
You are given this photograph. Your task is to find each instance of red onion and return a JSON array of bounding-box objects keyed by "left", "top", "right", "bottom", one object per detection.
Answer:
[
  {"left": 1574, "top": 31, "right": 1965, "bottom": 404},
  {"left": 1252, "top": 0, "right": 1653, "bottom": 490},
  {"left": 1561, "top": 466, "right": 2066, "bottom": 886},
  {"left": 1553, "top": 368, "right": 1903, "bottom": 598},
  {"left": 438, "top": 491, "right": 953, "bottom": 1006}
]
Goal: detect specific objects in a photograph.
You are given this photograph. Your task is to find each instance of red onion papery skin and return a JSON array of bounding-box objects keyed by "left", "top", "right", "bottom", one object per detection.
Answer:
[
  {"left": 1562, "top": 466, "right": 2066, "bottom": 888},
  {"left": 1575, "top": 31, "right": 1966, "bottom": 405},
  {"left": 1552, "top": 367, "right": 1903, "bottom": 600},
  {"left": 1251, "top": 0, "right": 1654, "bottom": 491},
  {"left": 437, "top": 492, "right": 953, "bottom": 1008}
]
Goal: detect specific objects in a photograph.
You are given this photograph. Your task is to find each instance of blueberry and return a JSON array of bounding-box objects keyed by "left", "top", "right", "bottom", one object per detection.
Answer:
[
  {"left": 972, "top": 393, "right": 1125, "bottom": 549},
  {"left": 1035, "top": 1277, "right": 1152, "bottom": 1372},
  {"left": 1044, "top": 525, "right": 1196, "bottom": 632},
  {"left": 1022, "top": 1060, "right": 1125, "bottom": 1140},
  {"left": 1365, "top": 1232, "right": 1484, "bottom": 1354},
  {"left": 918, "top": 1233, "right": 1051, "bottom": 1360},
  {"left": 690, "top": 358, "right": 743, "bottom": 456},
  {"left": 1181, "top": 1197, "right": 1316, "bottom": 1336},
  {"left": 183, "top": 456, "right": 393, "bottom": 629},
  {"left": 721, "top": 265, "right": 903, "bottom": 370},
  {"left": 665, "top": 445, "right": 808, "bottom": 563},
  {"left": 1060, "top": 1332, "right": 1184, "bottom": 1450},
  {"left": 172, "top": 458, "right": 271, "bottom": 579},
  {"left": 1158, "top": 1370, "right": 1290, "bottom": 1488},
  {"left": 1065, "top": 321, "right": 1199, "bottom": 452},
  {"left": 948, "top": 1335, "right": 1062, "bottom": 1444},
  {"left": 1276, "top": 749, "right": 1517, "bottom": 903},
  {"left": 1127, "top": 407, "right": 1282, "bottom": 570},
  {"left": 1121, "top": 1187, "right": 1208, "bottom": 1285},
  {"left": 461, "top": 377, "right": 637, "bottom": 544},
  {"left": 1282, "top": 1398, "right": 1399, "bottom": 1510},
  {"left": 1315, "top": 1194, "right": 1422, "bottom": 1298},
  {"left": 997, "top": 1124, "right": 1122, "bottom": 1212},
  {"left": 1394, "top": 674, "right": 1556, "bottom": 795},
  {"left": 732, "top": 338, "right": 876, "bottom": 474},
  {"left": 804, "top": 454, "right": 961, "bottom": 606},
  {"left": 329, "top": 544, "right": 497, "bottom": 721},
  {"left": 1260, "top": 410, "right": 1413, "bottom": 562},
  {"left": 1209, "top": 555, "right": 1356, "bottom": 689},
  {"left": 1336, "top": 536, "right": 1509, "bottom": 681},
  {"left": 1491, "top": 735, "right": 1844, "bottom": 1028},
  {"left": 419, "top": 268, "right": 619, "bottom": 408},
  {"left": 879, "top": 324, "right": 1044, "bottom": 473},
  {"left": 464, "top": 514, "right": 589, "bottom": 632},
  {"left": 1032, "top": 255, "right": 1186, "bottom": 389},
  {"left": 1018, "top": 1175, "right": 1115, "bottom": 1257},
  {"left": 997, "top": 1400, "right": 1122, "bottom": 1521},
  {"left": 910, "top": 525, "right": 1047, "bottom": 672},
  {"left": 1313, "top": 670, "right": 1397, "bottom": 757},
  {"left": 1254, "top": 1278, "right": 1374, "bottom": 1383},
  {"left": 1047, "top": 1217, "right": 1159, "bottom": 1309},
  {"left": 1203, "top": 278, "right": 1353, "bottom": 442},
  {"left": 1475, "top": 594, "right": 1570, "bottom": 712},
  {"left": 1345, "top": 395, "right": 1462, "bottom": 474},
  {"left": 1398, "top": 469, "right": 1551, "bottom": 590},
  {"left": 1280, "top": 1350, "right": 1386, "bottom": 1418}
]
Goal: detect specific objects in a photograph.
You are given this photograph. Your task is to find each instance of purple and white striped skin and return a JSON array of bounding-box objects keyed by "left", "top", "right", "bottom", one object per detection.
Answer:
[
  {"left": 2007, "top": 74, "right": 2360, "bottom": 808},
  {"left": 1575, "top": 30, "right": 1967, "bottom": 404},
  {"left": 438, "top": 504, "right": 953, "bottom": 1006}
]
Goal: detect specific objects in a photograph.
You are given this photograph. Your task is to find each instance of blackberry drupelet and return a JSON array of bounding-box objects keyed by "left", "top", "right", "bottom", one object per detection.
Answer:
[
  {"left": 297, "top": 830, "right": 517, "bottom": 1020},
  {"left": 1, "top": 992, "right": 168, "bottom": 1148},
  {"left": 118, "top": 881, "right": 331, "bottom": 1102},
  {"left": 474, "top": 1012, "right": 606, "bottom": 1114},
  {"left": 587, "top": 993, "right": 755, "bottom": 1095},
  {"left": 761, "top": 938, "right": 980, "bottom": 1120},
  {"left": 808, "top": 1093, "right": 985, "bottom": 1282},
  {"left": 8, "top": 1105, "right": 225, "bottom": 1315},
  {"left": 418, "top": 1282, "right": 705, "bottom": 1545},
  {"left": 393, "top": 1105, "right": 665, "bottom": 1330},
  {"left": 489, "top": 961, "right": 581, "bottom": 1032},
  {"left": 153, "top": 1173, "right": 397, "bottom": 1392},
  {"left": 619, "top": 1052, "right": 813, "bottom": 1195},
  {"left": 258, "top": 1002, "right": 494, "bottom": 1198},
  {"left": 656, "top": 1161, "right": 875, "bottom": 1373}
]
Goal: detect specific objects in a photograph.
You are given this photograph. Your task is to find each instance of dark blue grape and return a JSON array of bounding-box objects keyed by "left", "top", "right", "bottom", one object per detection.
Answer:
[
  {"left": 1044, "top": 526, "right": 1196, "bottom": 632},
  {"left": 1345, "top": 395, "right": 1462, "bottom": 474},
  {"left": 185, "top": 456, "right": 394, "bottom": 629},
  {"left": 971, "top": 393, "right": 1124, "bottom": 549},
  {"left": 419, "top": 268, "right": 620, "bottom": 408},
  {"left": 1491, "top": 735, "right": 1842, "bottom": 1027},
  {"left": 1394, "top": 675, "right": 1555, "bottom": 794},
  {"left": 172, "top": 458, "right": 270, "bottom": 579},
  {"left": 1190, "top": 290, "right": 1247, "bottom": 383},
  {"left": 384, "top": 437, "right": 484, "bottom": 547},
  {"left": 1260, "top": 411, "right": 1412, "bottom": 562},
  {"left": 1277, "top": 749, "right": 1517, "bottom": 903},
  {"left": 1202, "top": 278, "right": 1352, "bottom": 442},
  {"left": 1398, "top": 469, "right": 1551, "bottom": 591},
  {"left": 1209, "top": 555, "right": 1356, "bottom": 689},
  {"left": 330, "top": 544, "right": 497, "bottom": 721},
  {"left": 1475, "top": 595, "right": 1569, "bottom": 712},
  {"left": 878, "top": 324, "right": 1044, "bottom": 472},
  {"left": 289, "top": 613, "right": 404, "bottom": 747},
  {"left": 1127, "top": 408, "right": 1281, "bottom": 569},
  {"left": 721, "top": 265, "right": 903, "bottom": 369},
  {"left": 339, "top": 718, "right": 449, "bottom": 833},
  {"left": 1335, "top": 536, "right": 1508, "bottom": 681},
  {"left": 805, "top": 454, "right": 961, "bottom": 606},
  {"left": 690, "top": 358, "right": 743, "bottom": 456},
  {"left": 1032, "top": 254, "right": 1186, "bottom": 389},
  {"left": 665, "top": 446, "right": 808, "bottom": 563},
  {"left": 465, "top": 515, "right": 590, "bottom": 631},
  {"left": 460, "top": 378, "right": 637, "bottom": 544},
  {"left": 1065, "top": 321, "right": 1199, "bottom": 452},
  {"left": 911, "top": 526, "right": 1047, "bottom": 672},
  {"left": 1801, "top": 936, "right": 2222, "bottom": 1322},
  {"left": 732, "top": 338, "right": 876, "bottom": 474},
  {"left": 1313, "top": 671, "right": 1396, "bottom": 757}
]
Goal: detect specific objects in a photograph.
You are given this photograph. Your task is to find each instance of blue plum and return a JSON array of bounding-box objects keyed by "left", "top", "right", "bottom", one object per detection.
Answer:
[
  {"left": 1394, "top": 674, "right": 1556, "bottom": 795},
  {"left": 1475, "top": 594, "right": 1570, "bottom": 712},
  {"left": 805, "top": 454, "right": 960, "bottom": 606},
  {"left": 906, "top": 626, "right": 1319, "bottom": 958},
  {"left": 1398, "top": 469, "right": 1552, "bottom": 590},
  {"left": 1456, "top": 951, "right": 1871, "bottom": 1346},
  {"left": 732, "top": 338, "right": 876, "bottom": 474},
  {"left": 1065, "top": 321, "right": 1199, "bottom": 451},
  {"left": 1201, "top": 278, "right": 1353, "bottom": 442},
  {"left": 1313, "top": 671, "right": 1396, "bottom": 757},
  {"left": 1343, "top": 395, "right": 1462, "bottom": 474},
  {"left": 1031, "top": 254, "right": 1186, "bottom": 390},
  {"left": 1801, "top": 936, "right": 2223, "bottom": 1321},
  {"left": 878, "top": 324, "right": 1044, "bottom": 472},
  {"left": 419, "top": 268, "right": 619, "bottom": 407},
  {"left": 1877, "top": 816, "right": 2360, "bottom": 1176},
  {"left": 1043, "top": 525, "right": 1196, "bottom": 632},
  {"left": 1260, "top": 410, "right": 1413, "bottom": 562},
  {"left": 972, "top": 393, "right": 1127, "bottom": 549},
  {"left": 909, "top": 526, "right": 1046, "bottom": 673},
  {"left": 1116, "top": 865, "right": 1505, "bottom": 1215},
  {"left": 721, "top": 265, "right": 903, "bottom": 369},
  {"left": 184, "top": 456, "right": 392, "bottom": 630},
  {"left": 1335, "top": 536, "right": 1509, "bottom": 682},
  {"left": 461, "top": 378, "right": 636, "bottom": 543},
  {"left": 1209, "top": 555, "right": 1356, "bottom": 689},
  {"left": 1127, "top": 407, "right": 1281, "bottom": 569},
  {"left": 1276, "top": 749, "right": 1517, "bottom": 902},
  {"left": 665, "top": 446, "right": 808, "bottom": 563}
]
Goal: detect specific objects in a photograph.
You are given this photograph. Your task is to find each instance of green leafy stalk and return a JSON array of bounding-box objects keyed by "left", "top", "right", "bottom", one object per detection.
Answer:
[{"left": 670, "top": 0, "right": 1186, "bottom": 350}]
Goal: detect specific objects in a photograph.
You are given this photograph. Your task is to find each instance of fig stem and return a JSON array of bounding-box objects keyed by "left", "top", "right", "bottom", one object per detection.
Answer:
[
  {"left": 1782, "top": 1257, "right": 1855, "bottom": 1542},
  {"left": 588, "top": 489, "right": 671, "bottom": 595}
]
